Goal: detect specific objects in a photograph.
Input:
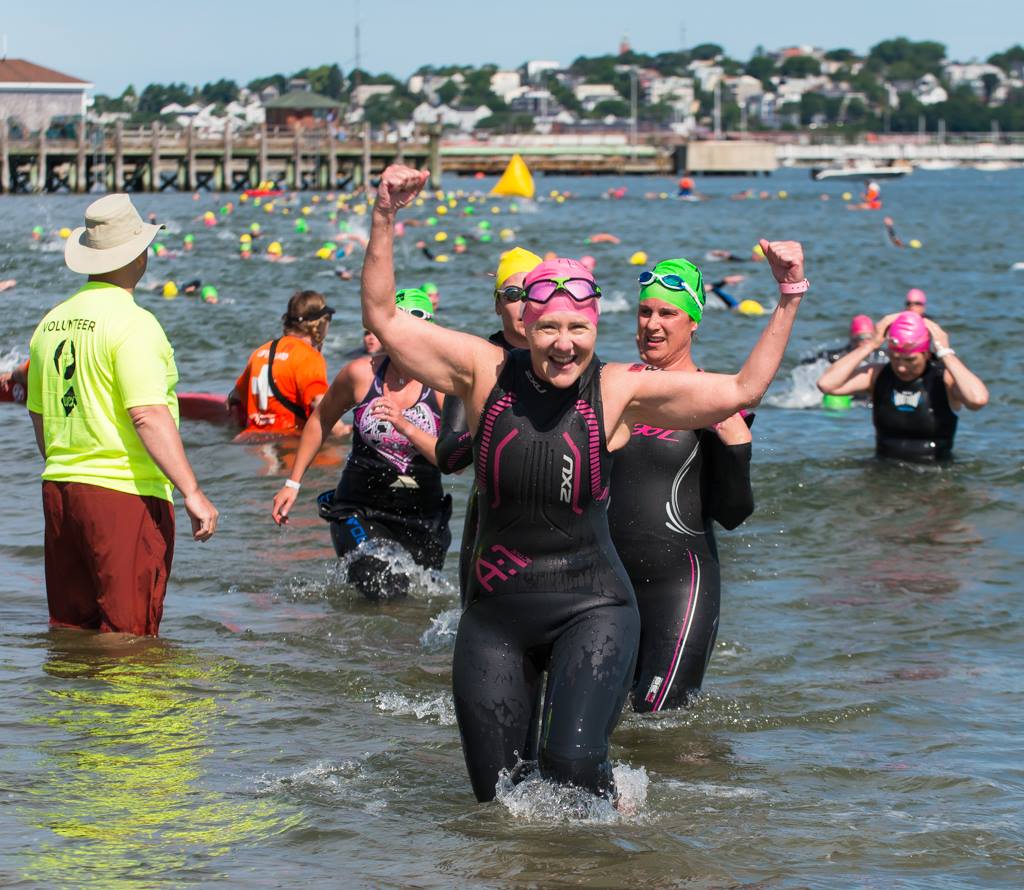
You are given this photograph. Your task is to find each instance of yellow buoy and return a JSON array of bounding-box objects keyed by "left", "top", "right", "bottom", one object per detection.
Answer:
[
  {"left": 738, "top": 299, "right": 765, "bottom": 316},
  {"left": 842, "top": 191, "right": 852, "bottom": 201},
  {"left": 909, "top": 239, "right": 922, "bottom": 249},
  {"left": 629, "top": 251, "right": 648, "bottom": 266},
  {"left": 490, "top": 153, "right": 536, "bottom": 199},
  {"left": 777, "top": 190, "right": 788, "bottom": 199}
]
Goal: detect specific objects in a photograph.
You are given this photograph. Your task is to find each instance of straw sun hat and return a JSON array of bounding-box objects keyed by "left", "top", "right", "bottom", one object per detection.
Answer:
[{"left": 64, "top": 194, "right": 164, "bottom": 275}]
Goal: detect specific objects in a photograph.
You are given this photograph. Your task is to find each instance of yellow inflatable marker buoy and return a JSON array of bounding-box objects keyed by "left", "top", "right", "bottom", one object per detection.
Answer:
[
  {"left": 738, "top": 299, "right": 765, "bottom": 316},
  {"left": 490, "top": 153, "right": 535, "bottom": 199}
]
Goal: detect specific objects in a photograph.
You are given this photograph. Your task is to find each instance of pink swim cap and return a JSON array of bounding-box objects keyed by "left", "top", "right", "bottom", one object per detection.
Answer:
[
  {"left": 850, "top": 314, "right": 874, "bottom": 338},
  {"left": 522, "top": 257, "right": 600, "bottom": 327},
  {"left": 887, "top": 310, "right": 930, "bottom": 355},
  {"left": 906, "top": 288, "right": 926, "bottom": 305}
]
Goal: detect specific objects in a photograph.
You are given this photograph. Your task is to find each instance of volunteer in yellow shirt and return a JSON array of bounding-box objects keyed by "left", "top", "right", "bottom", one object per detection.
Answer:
[{"left": 27, "top": 194, "right": 218, "bottom": 637}]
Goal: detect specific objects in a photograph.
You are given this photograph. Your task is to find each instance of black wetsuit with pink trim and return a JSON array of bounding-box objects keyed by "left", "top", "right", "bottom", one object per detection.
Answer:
[
  {"left": 318, "top": 358, "right": 451, "bottom": 599},
  {"left": 608, "top": 363, "right": 754, "bottom": 712},
  {"left": 452, "top": 349, "right": 639, "bottom": 802}
]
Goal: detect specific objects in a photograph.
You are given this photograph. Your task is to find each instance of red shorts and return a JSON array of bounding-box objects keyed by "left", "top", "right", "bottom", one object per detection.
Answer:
[{"left": 42, "top": 481, "right": 176, "bottom": 636}]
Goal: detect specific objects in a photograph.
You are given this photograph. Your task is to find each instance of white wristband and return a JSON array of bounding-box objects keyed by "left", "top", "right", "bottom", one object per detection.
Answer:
[
  {"left": 935, "top": 346, "right": 955, "bottom": 359},
  {"left": 284, "top": 479, "right": 301, "bottom": 491}
]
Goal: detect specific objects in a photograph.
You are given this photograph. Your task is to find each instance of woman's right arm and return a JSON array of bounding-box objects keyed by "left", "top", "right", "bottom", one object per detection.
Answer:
[
  {"left": 362, "top": 165, "right": 503, "bottom": 401},
  {"left": 817, "top": 315, "right": 894, "bottom": 395},
  {"left": 271, "top": 363, "right": 359, "bottom": 525}
]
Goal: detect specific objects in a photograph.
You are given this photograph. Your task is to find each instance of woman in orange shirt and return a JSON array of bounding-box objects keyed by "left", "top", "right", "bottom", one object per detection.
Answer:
[{"left": 230, "top": 290, "right": 335, "bottom": 436}]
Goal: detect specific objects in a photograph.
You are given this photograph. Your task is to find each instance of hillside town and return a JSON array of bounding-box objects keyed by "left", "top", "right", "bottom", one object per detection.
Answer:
[{"left": 5, "top": 37, "right": 1019, "bottom": 139}]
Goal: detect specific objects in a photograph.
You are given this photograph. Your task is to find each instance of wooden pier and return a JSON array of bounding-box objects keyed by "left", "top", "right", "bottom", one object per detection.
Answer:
[{"left": 0, "top": 122, "right": 441, "bottom": 193}]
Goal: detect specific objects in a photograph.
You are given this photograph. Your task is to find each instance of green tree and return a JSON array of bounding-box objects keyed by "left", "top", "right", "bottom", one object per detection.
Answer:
[
  {"left": 477, "top": 111, "right": 535, "bottom": 133},
  {"left": 200, "top": 79, "right": 239, "bottom": 104},
  {"left": 137, "top": 83, "right": 195, "bottom": 114},
  {"left": 981, "top": 73, "right": 1001, "bottom": 104},
  {"left": 437, "top": 80, "right": 460, "bottom": 105},
  {"left": 745, "top": 55, "right": 776, "bottom": 90},
  {"left": 690, "top": 43, "right": 723, "bottom": 61},
  {"left": 825, "top": 48, "right": 856, "bottom": 62},
  {"left": 296, "top": 64, "right": 345, "bottom": 99},
  {"left": 248, "top": 74, "right": 287, "bottom": 95},
  {"left": 590, "top": 98, "right": 630, "bottom": 119},
  {"left": 988, "top": 44, "right": 1024, "bottom": 73},
  {"left": 779, "top": 55, "right": 821, "bottom": 78},
  {"left": 867, "top": 38, "right": 946, "bottom": 79},
  {"left": 362, "top": 93, "right": 416, "bottom": 126}
]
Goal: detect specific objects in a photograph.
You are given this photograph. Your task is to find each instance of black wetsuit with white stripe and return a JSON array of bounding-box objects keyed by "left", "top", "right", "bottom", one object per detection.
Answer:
[
  {"left": 452, "top": 349, "right": 639, "bottom": 802},
  {"left": 608, "top": 378, "right": 754, "bottom": 712}
]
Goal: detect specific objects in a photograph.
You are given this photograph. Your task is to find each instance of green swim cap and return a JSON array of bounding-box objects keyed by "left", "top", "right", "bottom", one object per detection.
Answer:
[
  {"left": 822, "top": 394, "right": 852, "bottom": 411},
  {"left": 639, "top": 257, "right": 706, "bottom": 323},
  {"left": 395, "top": 288, "right": 434, "bottom": 321}
]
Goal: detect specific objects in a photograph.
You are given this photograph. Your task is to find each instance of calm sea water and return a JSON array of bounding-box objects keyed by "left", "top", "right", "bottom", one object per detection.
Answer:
[{"left": 1, "top": 168, "right": 1022, "bottom": 889}]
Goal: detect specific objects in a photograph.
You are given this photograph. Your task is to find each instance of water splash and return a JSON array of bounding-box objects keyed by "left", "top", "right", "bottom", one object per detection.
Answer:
[
  {"left": 420, "top": 608, "right": 460, "bottom": 649},
  {"left": 766, "top": 356, "right": 831, "bottom": 409},
  {"left": 494, "top": 762, "right": 649, "bottom": 824},
  {"left": 326, "top": 539, "right": 456, "bottom": 600},
  {"left": 374, "top": 691, "right": 456, "bottom": 725}
]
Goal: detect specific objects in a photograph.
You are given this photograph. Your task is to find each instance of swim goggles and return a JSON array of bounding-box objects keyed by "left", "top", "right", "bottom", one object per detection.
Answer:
[
  {"left": 905, "top": 300, "right": 925, "bottom": 308},
  {"left": 523, "top": 276, "right": 602, "bottom": 304},
  {"left": 637, "top": 271, "right": 706, "bottom": 307},
  {"left": 494, "top": 285, "right": 526, "bottom": 303},
  {"left": 403, "top": 307, "right": 433, "bottom": 320}
]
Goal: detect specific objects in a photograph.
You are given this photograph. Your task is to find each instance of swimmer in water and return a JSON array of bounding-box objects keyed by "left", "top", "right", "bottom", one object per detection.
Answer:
[
  {"left": 0, "top": 279, "right": 17, "bottom": 293},
  {"left": 435, "top": 247, "right": 540, "bottom": 603},
  {"left": 272, "top": 288, "right": 450, "bottom": 600},
  {"left": 800, "top": 314, "right": 880, "bottom": 366},
  {"left": 817, "top": 311, "right": 988, "bottom": 462},
  {"left": 359, "top": 164, "right": 808, "bottom": 804},
  {"left": 608, "top": 258, "right": 754, "bottom": 711},
  {"left": 884, "top": 216, "right": 905, "bottom": 248},
  {"left": 905, "top": 288, "right": 928, "bottom": 316}
]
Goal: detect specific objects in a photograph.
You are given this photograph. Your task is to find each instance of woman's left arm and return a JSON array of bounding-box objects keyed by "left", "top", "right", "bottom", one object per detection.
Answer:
[
  {"left": 924, "top": 320, "right": 989, "bottom": 411},
  {"left": 610, "top": 240, "right": 806, "bottom": 435}
]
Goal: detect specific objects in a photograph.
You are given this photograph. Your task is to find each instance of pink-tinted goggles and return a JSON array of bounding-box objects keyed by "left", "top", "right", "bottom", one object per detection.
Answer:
[{"left": 523, "top": 276, "right": 602, "bottom": 304}]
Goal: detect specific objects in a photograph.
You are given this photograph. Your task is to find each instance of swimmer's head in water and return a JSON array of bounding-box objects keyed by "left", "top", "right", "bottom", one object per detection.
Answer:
[
  {"left": 522, "top": 258, "right": 600, "bottom": 328},
  {"left": 395, "top": 288, "right": 435, "bottom": 321},
  {"left": 850, "top": 314, "right": 875, "bottom": 340},
  {"left": 638, "top": 258, "right": 706, "bottom": 323},
  {"left": 905, "top": 288, "right": 927, "bottom": 314},
  {"left": 496, "top": 246, "right": 542, "bottom": 289},
  {"left": 887, "top": 310, "right": 930, "bottom": 356}
]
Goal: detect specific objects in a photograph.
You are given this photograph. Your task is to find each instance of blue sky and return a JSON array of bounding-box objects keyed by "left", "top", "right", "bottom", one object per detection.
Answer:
[{"left": 5, "top": 0, "right": 1022, "bottom": 93}]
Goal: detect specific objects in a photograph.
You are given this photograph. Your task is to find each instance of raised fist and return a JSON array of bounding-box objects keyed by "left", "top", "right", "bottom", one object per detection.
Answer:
[
  {"left": 758, "top": 239, "right": 805, "bottom": 285},
  {"left": 376, "top": 165, "right": 430, "bottom": 215}
]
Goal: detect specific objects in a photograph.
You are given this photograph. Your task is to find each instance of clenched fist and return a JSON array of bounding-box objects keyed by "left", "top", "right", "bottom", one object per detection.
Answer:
[
  {"left": 376, "top": 165, "right": 430, "bottom": 215},
  {"left": 758, "top": 239, "right": 805, "bottom": 285}
]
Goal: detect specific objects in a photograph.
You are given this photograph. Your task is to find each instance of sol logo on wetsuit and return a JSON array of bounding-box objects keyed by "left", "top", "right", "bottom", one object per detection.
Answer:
[{"left": 632, "top": 423, "right": 681, "bottom": 442}]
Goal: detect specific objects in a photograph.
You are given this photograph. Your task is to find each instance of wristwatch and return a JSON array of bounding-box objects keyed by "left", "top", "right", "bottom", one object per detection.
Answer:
[
  {"left": 778, "top": 278, "right": 810, "bottom": 295},
  {"left": 934, "top": 346, "right": 956, "bottom": 359}
]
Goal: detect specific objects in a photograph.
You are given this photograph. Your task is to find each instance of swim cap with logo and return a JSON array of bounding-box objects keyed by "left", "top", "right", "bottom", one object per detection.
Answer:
[
  {"left": 395, "top": 288, "right": 435, "bottom": 320},
  {"left": 639, "top": 257, "right": 706, "bottom": 323},
  {"left": 887, "top": 311, "right": 930, "bottom": 355}
]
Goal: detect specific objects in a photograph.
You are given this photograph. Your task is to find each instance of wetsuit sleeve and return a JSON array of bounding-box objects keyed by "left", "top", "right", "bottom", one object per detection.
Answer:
[
  {"left": 435, "top": 396, "right": 473, "bottom": 474},
  {"left": 700, "top": 429, "right": 754, "bottom": 530}
]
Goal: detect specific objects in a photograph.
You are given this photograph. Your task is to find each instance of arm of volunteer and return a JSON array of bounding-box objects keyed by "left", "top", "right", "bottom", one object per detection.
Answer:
[
  {"left": 363, "top": 164, "right": 503, "bottom": 400},
  {"left": 435, "top": 396, "right": 473, "bottom": 474},
  {"left": 29, "top": 410, "right": 45, "bottom": 458},
  {"left": 128, "top": 405, "right": 218, "bottom": 542}
]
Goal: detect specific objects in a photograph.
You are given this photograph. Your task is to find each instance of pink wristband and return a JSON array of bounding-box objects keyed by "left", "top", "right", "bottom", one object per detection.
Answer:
[{"left": 778, "top": 278, "right": 810, "bottom": 295}]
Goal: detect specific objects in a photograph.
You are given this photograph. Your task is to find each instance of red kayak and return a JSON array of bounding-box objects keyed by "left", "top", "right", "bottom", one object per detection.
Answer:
[{"left": 177, "top": 392, "right": 244, "bottom": 428}]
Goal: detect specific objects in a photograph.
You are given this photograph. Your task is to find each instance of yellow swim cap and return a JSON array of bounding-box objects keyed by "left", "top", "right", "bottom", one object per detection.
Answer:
[
  {"left": 434, "top": 231, "right": 448, "bottom": 242},
  {"left": 629, "top": 251, "right": 648, "bottom": 266},
  {"left": 162, "top": 281, "right": 178, "bottom": 298},
  {"left": 58, "top": 227, "right": 72, "bottom": 239},
  {"left": 267, "top": 241, "right": 283, "bottom": 256},
  {"left": 738, "top": 299, "right": 765, "bottom": 316},
  {"left": 496, "top": 246, "right": 543, "bottom": 287},
  {"left": 909, "top": 239, "right": 922, "bottom": 249}
]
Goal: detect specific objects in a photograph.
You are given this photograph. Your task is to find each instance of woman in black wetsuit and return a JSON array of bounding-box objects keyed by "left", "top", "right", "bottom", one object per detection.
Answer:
[
  {"left": 608, "top": 257, "right": 755, "bottom": 713},
  {"left": 271, "top": 288, "right": 451, "bottom": 599},
  {"left": 434, "top": 246, "right": 540, "bottom": 603},
  {"left": 362, "top": 165, "right": 809, "bottom": 804},
  {"left": 817, "top": 310, "right": 988, "bottom": 462}
]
